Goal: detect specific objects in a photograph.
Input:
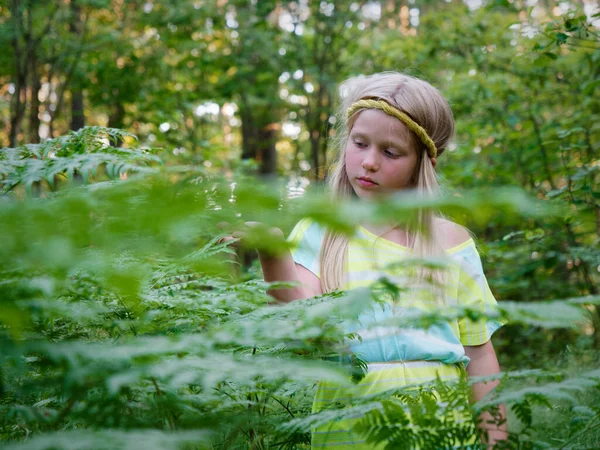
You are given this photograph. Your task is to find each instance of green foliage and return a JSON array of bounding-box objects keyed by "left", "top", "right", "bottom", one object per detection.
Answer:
[
  {"left": 0, "top": 127, "right": 599, "bottom": 449},
  {"left": 0, "top": 127, "right": 161, "bottom": 195},
  {"left": 353, "top": 378, "right": 478, "bottom": 450},
  {"left": 1, "top": 0, "right": 599, "bottom": 448},
  {"left": 2, "top": 430, "right": 213, "bottom": 450}
]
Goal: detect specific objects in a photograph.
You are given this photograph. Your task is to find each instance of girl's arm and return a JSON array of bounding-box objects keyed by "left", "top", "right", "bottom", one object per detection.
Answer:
[
  {"left": 258, "top": 248, "right": 322, "bottom": 303},
  {"left": 464, "top": 340, "right": 508, "bottom": 447},
  {"left": 220, "top": 223, "right": 322, "bottom": 303}
]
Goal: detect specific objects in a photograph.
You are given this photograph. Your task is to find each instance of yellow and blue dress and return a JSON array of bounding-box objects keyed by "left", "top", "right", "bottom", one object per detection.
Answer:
[{"left": 288, "top": 218, "right": 504, "bottom": 449}]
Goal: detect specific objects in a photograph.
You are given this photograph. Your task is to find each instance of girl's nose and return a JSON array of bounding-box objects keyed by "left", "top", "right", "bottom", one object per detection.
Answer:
[{"left": 361, "top": 148, "right": 379, "bottom": 171}]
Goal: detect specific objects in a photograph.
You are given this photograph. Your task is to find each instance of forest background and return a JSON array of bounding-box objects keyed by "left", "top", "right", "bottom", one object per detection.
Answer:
[{"left": 1, "top": 0, "right": 599, "bottom": 449}]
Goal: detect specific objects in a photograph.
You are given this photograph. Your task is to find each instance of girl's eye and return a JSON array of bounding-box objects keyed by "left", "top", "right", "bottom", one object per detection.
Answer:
[
  {"left": 384, "top": 149, "right": 400, "bottom": 158},
  {"left": 354, "top": 140, "right": 367, "bottom": 148}
]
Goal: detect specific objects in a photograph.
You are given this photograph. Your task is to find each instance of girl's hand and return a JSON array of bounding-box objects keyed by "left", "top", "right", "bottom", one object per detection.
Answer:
[
  {"left": 217, "top": 222, "right": 285, "bottom": 257},
  {"left": 217, "top": 222, "right": 320, "bottom": 302}
]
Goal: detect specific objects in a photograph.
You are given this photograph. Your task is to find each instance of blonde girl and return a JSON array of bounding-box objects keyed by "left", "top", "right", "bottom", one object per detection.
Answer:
[{"left": 229, "top": 72, "right": 507, "bottom": 448}]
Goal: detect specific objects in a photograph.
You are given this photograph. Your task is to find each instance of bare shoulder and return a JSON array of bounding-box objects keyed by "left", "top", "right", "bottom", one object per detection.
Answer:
[{"left": 434, "top": 217, "right": 472, "bottom": 250}]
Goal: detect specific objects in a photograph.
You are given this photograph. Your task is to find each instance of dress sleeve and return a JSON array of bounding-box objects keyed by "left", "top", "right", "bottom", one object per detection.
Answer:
[
  {"left": 287, "top": 218, "right": 325, "bottom": 278},
  {"left": 453, "top": 240, "right": 504, "bottom": 346}
]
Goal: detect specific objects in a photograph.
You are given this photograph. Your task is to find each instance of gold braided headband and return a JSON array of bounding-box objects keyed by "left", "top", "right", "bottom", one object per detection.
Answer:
[{"left": 347, "top": 99, "right": 437, "bottom": 159}]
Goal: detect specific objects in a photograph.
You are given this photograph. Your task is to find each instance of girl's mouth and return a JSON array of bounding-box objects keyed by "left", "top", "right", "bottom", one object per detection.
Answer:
[{"left": 357, "top": 177, "right": 378, "bottom": 187}]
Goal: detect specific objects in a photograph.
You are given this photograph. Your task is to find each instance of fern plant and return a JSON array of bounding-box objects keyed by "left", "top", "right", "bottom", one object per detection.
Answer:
[
  {"left": 1, "top": 128, "right": 599, "bottom": 450},
  {"left": 0, "top": 127, "right": 161, "bottom": 195}
]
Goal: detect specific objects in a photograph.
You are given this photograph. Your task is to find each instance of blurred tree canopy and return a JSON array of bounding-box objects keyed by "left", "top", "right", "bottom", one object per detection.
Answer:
[{"left": 1, "top": 1, "right": 600, "bottom": 448}]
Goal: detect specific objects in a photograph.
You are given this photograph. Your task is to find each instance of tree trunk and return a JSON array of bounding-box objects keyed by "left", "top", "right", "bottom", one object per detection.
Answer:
[
  {"left": 9, "top": 76, "right": 27, "bottom": 148},
  {"left": 9, "top": 0, "right": 27, "bottom": 147},
  {"left": 71, "top": 91, "right": 85, "bottom": 131},
  {"left": 239, "top": 96, "right": 278, "bottom": 176},
  {"left": 241, "top": 115, "right": 278, "bottom": 176},
  {"left": 310, "top": 129, "right": 319, "bottom": 179},
  {"left": 69, "top": 0, "right": 85, "bottom": 131},
  {"left": 257, "top": 125, "right": 277, "bottom": 176},
  {"left": 28, "top": 52, "right": 41, "bottom": 143},
  {"left": 239, "top": 102, "right": 255, "bottom": 161},
  {"left": 108, "top": 101, "right": 125, "bottom": 146},
  {"left": 108, "top": 101, "right": 125, "bottom": 129}
]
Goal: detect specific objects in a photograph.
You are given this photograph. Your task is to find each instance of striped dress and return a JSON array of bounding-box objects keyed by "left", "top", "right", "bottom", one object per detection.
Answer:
[{"left": 288, "top": 219, "right": 504, "bottom": 449}]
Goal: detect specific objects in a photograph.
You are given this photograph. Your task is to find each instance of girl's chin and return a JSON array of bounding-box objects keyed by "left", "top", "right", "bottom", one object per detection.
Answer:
[
  {"left": 353, "top": 188, "right": 405, "bottom": 200},
  {"left": 353, "top": 189, "right": 383, "bottom": 200}
]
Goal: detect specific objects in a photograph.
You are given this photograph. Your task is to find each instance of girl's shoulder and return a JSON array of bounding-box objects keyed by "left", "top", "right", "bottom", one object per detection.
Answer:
[
  {"left": 287, "top": 218, "right": 327, "bottom": 245},
  {"left": 434, "top": 217, "right": 473, "bottom": 252}
]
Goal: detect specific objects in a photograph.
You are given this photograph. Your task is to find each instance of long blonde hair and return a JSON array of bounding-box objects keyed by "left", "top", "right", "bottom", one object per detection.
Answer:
[{"left": 320, "top": 72, "right": 455, "bottom": 294}]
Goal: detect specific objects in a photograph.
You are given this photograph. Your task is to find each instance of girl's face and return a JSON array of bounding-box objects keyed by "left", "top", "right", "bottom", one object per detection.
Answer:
[{"left": 345, "top": 109, "right": 420, "bottom": 200}]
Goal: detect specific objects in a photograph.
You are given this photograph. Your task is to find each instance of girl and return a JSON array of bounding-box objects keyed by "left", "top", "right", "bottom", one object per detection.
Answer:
[{"left": 231, "top": 72, "right": 506, "bottom": 448}]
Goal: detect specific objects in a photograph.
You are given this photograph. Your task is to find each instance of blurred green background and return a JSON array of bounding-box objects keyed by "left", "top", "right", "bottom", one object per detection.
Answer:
[{"left": 1, "top": 1, "right": 599, "bottom": 449}]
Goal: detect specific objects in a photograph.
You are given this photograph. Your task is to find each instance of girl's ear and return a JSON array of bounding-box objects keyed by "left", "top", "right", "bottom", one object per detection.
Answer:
[{"left": 430, "top": 157, "right": 437, "bottom": 169}]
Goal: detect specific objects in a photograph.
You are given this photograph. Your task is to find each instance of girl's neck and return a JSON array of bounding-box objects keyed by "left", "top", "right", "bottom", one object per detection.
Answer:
[
  {"left": 361, "top": 223, "right": 411, "bottom": 247},
  {"left": 361, "top": 221, "right": 403, "bottom": 234},
  {"left": 361, "top": 222, "right": 395, "bottom": 236}
]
